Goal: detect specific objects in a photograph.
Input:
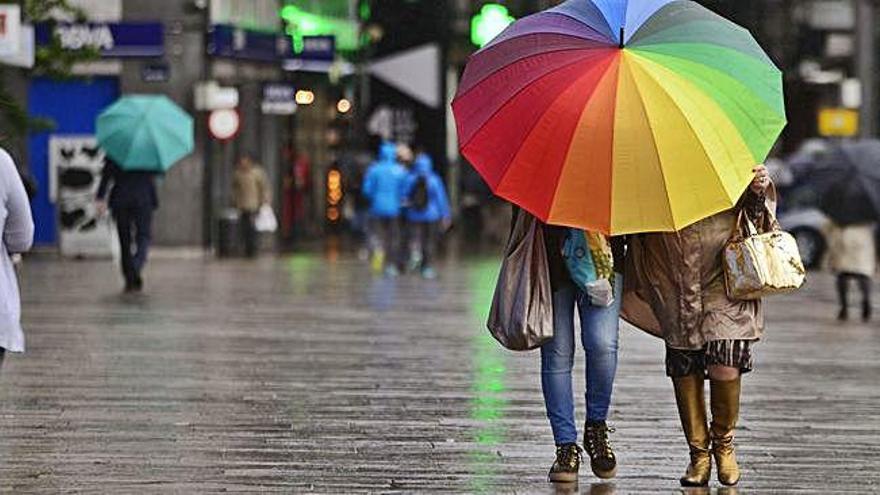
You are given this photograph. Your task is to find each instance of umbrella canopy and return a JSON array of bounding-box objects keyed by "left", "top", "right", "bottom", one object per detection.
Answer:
[
  {"left": 818, "top": 141, "right": 880, "bottom": 225},
  {"left": 453, "top": 0, "right": 787, "bottom": 234},
  {"left": 97, "top": 95, "right": 194, "bottom": 172}
]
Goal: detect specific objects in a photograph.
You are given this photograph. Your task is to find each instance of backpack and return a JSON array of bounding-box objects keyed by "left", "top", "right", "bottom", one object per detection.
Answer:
[{"left": 410, "top": 176, "right": 429, "bottom": 210}]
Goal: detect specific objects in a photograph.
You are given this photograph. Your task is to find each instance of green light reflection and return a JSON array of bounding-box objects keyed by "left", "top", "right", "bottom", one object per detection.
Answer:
[
  {"left": 286, "top": 253, "right": 318, "bottom": 294},
  {"left": 467, "top": 258, "right": 508, "bottom": 492}
]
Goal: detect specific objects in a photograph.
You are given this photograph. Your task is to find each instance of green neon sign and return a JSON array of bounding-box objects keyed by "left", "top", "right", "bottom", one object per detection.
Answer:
[
  {"left": 471, "top": 4, "right": 515, "bottom": 48},
  {"left": 280, "top": 4, "right": 360, "bottom": 52}
]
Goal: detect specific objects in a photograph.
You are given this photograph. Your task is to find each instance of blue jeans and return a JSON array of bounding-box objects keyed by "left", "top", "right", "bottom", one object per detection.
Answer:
[{"left": 541, "top": 275, "right": 622, "bottom": 445}]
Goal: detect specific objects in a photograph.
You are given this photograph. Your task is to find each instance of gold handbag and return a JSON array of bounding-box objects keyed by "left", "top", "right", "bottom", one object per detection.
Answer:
[{"left": 723, "top": 207, "right": 806, "bottom": 300}]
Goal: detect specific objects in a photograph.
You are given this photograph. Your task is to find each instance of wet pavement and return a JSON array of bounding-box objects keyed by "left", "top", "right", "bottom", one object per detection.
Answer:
[{"left": 3, "top": 251, "right": 879, "bottom": 493}]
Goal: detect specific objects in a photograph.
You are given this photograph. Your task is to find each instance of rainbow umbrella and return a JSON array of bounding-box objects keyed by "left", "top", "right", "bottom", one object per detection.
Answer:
[{"left": 453, "top": 0, "right": 786, "bottom": 234}]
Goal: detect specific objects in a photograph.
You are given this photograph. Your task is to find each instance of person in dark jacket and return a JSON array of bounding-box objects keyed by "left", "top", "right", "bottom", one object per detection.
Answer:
[
  {"left": 96, "top": 159, "right": 158, "bottom": 292},
  {"left": 511, "top": 208, "right": 625, "bottom": 483},
  {"left": 401, "top": 153, "right": 451, "bottom": 278}
]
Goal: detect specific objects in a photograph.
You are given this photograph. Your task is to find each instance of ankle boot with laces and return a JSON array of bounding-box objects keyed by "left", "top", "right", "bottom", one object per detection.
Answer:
[
  {"left": 583, "top": 420, "right": 617, "bottom": 479},
  {"left": 549, "top": 443, "right": 582, "bottom": 483}
]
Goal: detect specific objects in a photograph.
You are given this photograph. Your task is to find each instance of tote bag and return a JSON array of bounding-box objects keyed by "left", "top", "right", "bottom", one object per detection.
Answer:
[{"left": 487, "top": 210, "right": 554, "bottom": 351}]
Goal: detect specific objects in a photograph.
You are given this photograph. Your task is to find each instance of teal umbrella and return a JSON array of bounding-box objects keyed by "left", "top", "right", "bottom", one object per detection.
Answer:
[{"left": 96, "top": 95, "right": 194, "bottom": 172}]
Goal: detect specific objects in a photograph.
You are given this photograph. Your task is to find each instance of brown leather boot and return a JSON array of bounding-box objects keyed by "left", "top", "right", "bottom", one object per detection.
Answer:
[
  {"left": 710, "top": 377, "right": 742, "bottom": 486},
  {"left": 672, "top": 374, "right": 712, "bottom": 487}
]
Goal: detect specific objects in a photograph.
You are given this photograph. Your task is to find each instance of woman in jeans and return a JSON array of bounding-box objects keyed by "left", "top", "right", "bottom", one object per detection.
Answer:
[
  {"left": 0, "top": 148, "right": 34, "bottom": 360},
  {"left": 513, "top": 209, "right": 624, "bottom": 482},
  {"left": 623, "top": 166, "right": 772, "bottom": 487}
]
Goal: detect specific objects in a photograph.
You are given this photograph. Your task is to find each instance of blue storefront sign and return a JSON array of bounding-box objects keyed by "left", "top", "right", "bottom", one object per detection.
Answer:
[
  {"left": 208, "top": 24, "right": 290, "bottom": 63},
  {"left": 208, "top": 25, "right": 335, "bottom": 63},
  {"left": 35, "top": 22, "right": 164, "bottom": 57},
  {"left": 261, "top": 83, "right": 297, "bottom": 115},
  {"left": 296, "top": 35, "right": 335, "bottom": 62}
]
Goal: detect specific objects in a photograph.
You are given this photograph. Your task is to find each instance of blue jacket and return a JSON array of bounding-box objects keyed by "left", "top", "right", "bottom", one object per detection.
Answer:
[
  {"left": 402, "top": 154, "right": 451, "bottom": 223},
  {"left": 363, "top": 142, "right": 407, "bottom": 218}
]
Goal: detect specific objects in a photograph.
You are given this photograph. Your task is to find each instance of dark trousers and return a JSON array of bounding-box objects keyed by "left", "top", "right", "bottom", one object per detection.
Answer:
[
  {"left": 114, "top": 205, "right": 153, "bottom": 284},
  {"left": 408, "top": 222, "right": 438, "bottom": 270},
  {"left": 240, "top": 210, "right": 257, "bottom": 258},
  {"left": 837, "top": 272, "right": 872, "bottom": 315},
  {"left": 371, "top": 217, "right": 400, "bottom": 267}
]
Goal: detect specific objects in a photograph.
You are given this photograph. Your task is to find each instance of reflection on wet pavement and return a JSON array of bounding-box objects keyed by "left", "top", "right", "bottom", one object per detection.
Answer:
[{"left": 3, "top": 254, "right": 878, "bottom": 492}]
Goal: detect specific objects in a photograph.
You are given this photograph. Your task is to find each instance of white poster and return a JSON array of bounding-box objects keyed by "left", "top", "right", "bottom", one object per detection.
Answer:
[
  {"left": 49, "top": 135, "right": 118, "bottom": 259},
  {"left": 0, "top": 4, "right": 21, "bottom": 57}
]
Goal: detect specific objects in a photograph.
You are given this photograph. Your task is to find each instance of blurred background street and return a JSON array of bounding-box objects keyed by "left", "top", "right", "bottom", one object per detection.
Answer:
[{"left": 1, "top": 252, "right": 877, "bottom": 492}]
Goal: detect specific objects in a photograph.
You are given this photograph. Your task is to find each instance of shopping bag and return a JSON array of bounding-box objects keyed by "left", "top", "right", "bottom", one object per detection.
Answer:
[
  {"left": 254, "top": 205, "right": 278, "bottom": 233},
  {"left": 487, "top": 210, "right": 554, "bottom": 351}
]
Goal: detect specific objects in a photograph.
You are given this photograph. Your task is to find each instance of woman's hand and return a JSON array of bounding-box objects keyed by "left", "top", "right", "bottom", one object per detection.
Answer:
[{"left": 750, "top": 164, "right": 770, "bottom": 194}]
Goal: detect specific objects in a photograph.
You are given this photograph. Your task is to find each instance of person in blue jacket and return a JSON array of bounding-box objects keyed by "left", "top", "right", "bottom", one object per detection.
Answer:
[
  {"left": 362, "top": 141, "right": 407, "bottom": 276},
  {"left": 402, "top": 152, "right": 451, "bottom": 279}
]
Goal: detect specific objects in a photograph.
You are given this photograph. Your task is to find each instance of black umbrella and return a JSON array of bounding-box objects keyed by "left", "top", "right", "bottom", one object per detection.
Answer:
[{"left": 817, "top": 140, "right": 880, "bottom": 226}]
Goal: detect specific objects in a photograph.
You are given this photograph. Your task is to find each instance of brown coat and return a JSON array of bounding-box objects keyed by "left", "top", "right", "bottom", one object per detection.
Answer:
[
  {"left": 622, "top": 190, "right": 776, "bottom": 350},
  {"left": 233, "top": 166, "right": 271, "bottom": 213}
]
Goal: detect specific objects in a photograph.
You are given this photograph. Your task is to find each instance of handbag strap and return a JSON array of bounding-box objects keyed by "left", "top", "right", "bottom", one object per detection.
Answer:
[{"left": 730, "top": 195, "right": 778, "bottom": 242}]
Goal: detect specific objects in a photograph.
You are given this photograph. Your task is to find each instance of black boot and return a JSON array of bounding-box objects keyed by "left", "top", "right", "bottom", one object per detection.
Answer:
[
  {"left": 583, "top": 420, "right": 617, "bottom": 479},
  {"left": 549, "top": 443, "right": 582, "bottom": 483}
]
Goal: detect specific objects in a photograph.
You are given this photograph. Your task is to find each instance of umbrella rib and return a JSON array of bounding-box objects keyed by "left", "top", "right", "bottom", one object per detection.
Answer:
[
  {"left": 630, "top": 45, "right": 783, "bottom": 115},
  {"left": 455, "top": 48, "right": 600, "bottom": 107},
  {"left": 628, "top": 47, "right": 785, "bottom": 160},
  {"left": 457, "top": 51, "right": 606, "bottom": 150},
  {"left": 628, "top": 53, "right": 746, "bottom": 209},
  {"left": 548, "top": 3, "right": 617, "bottom": 43},
  {"left": 494, "top": 54, "right": 617, "bottom": 215},
  {"left": 462, "top": 38, "right": 612, "bottom": 93},
  {"left": 484, "top": 12, "right": 614, "bottom": 52},
  {"left": 620, "top": 56, "right": 676, "bottom": 230}
]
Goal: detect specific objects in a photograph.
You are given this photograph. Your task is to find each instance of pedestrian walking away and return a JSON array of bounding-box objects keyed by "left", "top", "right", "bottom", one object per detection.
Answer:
[
  {"left": 96, "top": 158, "right": 158, "bottom": 293},
  {"left": 508, "top": 207, "right": 625, "bottom": 483},
  {"left": 623, "top": 166, "right": 774, "bottom": 488},
  {"left": 363, "top": 141, "right": 407, "bottom": 277},
  {"left": 0, "top": 148, "right": 35, "bottom": 358},
  {"left": 402, "top": 152, "right": 451, "bottom": 279},
  {"left": 829, "top": 222, "right": 876, "bottom": 322},
  {"left": 233, "top": 155, "right": 272, "bottom": 258}
]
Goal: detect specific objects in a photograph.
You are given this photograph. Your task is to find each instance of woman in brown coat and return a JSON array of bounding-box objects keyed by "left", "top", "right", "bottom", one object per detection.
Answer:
[{"left": 622, "top": 166, "right": 773, "bottom": 487}]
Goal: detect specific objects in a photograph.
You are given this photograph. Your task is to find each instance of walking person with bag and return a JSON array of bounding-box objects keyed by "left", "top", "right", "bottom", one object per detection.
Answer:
[
  {"left": 0, "top": 148, "right": 35, "bottom": 357},
  {"left": 232, "top": 155, "right": 271, "bottom": 258},
  {"left": 495, "top": 208, "right": 625, "bottom": 483},
  {"left": 402, "top": 152, "right": 451, "bottom": 279},
  {"left": 622, "top": 166, "right": 783, "bottom": 487}
]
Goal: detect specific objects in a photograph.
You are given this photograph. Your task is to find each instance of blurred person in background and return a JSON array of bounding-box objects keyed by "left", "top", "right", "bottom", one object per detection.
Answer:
[
  {"left": 624, "top": 166, "right": 773, "bottom": 488},
  {"left": 363, "top": 141, "right": 407, "bottom": 276},
  {"left": 402, "top": 152, "right": 451, "bottom": 279},
  {"left": 232, "top": 155, "right": 271, "bottom": 259},
  {"left": 396, "top": 144, "right": 415, "bottom": 269},
  {"left": 0, "top": 148, "right": 34, "bottom": 359},
  {"left": 281, "top": 145, "right": 311, "bottom": 246},
  {"left": 96, "top": 158, "right": 158, "bottom": 292},
  {"left": 829, "top": 222, "right": 876, "bottom": 322}
]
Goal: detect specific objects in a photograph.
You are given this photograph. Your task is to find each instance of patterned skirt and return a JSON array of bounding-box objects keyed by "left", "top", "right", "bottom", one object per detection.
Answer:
[{"left": 665, "top": 340, "right": 755, "bottom": 377}]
